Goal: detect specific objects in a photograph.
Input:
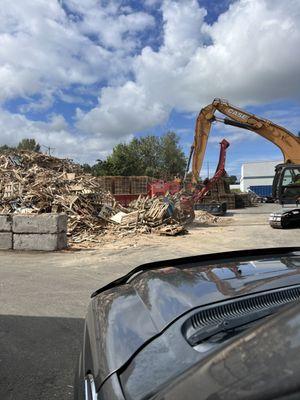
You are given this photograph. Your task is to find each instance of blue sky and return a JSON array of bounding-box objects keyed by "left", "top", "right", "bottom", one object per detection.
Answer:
[{"left": 0, "top": 0, "right": 299, "bottom": 178}]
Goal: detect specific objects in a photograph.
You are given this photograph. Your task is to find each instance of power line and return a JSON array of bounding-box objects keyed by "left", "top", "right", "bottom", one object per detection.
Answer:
[{"left": 41, "top": 144, "right": 56, "bottom": 156}]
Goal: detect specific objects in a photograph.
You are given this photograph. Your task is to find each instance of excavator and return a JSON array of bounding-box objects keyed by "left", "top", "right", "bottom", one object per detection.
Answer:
[{"left": 188, "top": 98, "right": 300, "bottom": 229}]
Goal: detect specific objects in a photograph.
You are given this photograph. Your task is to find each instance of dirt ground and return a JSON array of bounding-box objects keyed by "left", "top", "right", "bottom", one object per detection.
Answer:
[
  {"left": 70, "top": 203, "right": 300, "bottom": 255},
  {"left": 0, "top": 203, "right": 299, "bottom": 399}
]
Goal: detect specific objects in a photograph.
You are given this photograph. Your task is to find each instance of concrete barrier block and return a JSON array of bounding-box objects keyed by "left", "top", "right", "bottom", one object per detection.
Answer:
[
  {"left": 13, "top": 214, "right": 67, "bottom": 234},
  {"left": 0, "top": 232, "right": 12, "bottom": 250},
  {"left": 0, "top": 215, "right": 12, "bottom": 232},
  {"left": 13, "top": 233, "right": 67, "bottom": 251}
]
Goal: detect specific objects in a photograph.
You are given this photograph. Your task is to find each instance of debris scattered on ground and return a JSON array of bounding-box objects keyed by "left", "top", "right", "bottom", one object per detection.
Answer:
[
  {"left": 110, "top": 195, "right": 188, "bottom": 236},
  {"left": 195, "top": 210, "right": 220, "bottom": 224},
  {"left": 0, "top": 151, "right": 190, "bottom": 246}
]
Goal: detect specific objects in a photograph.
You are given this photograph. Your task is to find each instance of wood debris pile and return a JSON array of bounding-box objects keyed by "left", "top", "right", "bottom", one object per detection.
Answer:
[
  {"left": 0, "top": 151, "right": 188, "bottom": 244},
  {"left": 0, "top": 151, "right": 118, "bottom": 241},
  {"left": 194, "top": 210, "right": 220, "bottom": 224},
  {"left": 109, "top": 195, "right": 187, "bottom": 237}
]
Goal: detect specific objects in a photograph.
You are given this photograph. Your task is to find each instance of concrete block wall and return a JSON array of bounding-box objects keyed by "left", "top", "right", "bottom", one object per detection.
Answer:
[
  {"left": 0, "top": 216, "right": 13, "bottom": 250},
  {"left": 0, "top": 214, "right": 68, "bottom": 251}
]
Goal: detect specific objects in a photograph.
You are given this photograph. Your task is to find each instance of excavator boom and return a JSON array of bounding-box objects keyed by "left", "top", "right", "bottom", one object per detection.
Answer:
[{"left": 191, "top": 98, "right": 300, "bottom": 183}]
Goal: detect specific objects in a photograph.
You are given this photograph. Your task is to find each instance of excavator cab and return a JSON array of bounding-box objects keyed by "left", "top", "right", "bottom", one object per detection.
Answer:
[
  {"left": 273, "top": 164, "right": 300, "bottom": 205},
  {"left": 270, "top": 164, "right": 300, "bottom": 229}
]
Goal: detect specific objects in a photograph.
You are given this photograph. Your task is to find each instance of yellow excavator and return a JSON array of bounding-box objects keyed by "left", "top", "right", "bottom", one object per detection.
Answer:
[{"left": 186, "top": 98, "right": 300, "bottom": 229}]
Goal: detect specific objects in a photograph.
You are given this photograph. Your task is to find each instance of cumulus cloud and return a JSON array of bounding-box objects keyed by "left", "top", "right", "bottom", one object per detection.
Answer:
[
  {"left": 79, "top": 0, "right": 300, "bottom": 139},
  {"left": 0, "top": 0, "right": 154, "bottom": 103},
  {"left": 0, "top": 0, "right": 299, "bottom": 162},
  {"left": 65, "top": 0, "right": 155, "bottom": 51},
  {"left": 0, "top": 107, "right": 126, "bottom": 163},
  {"left": 0, "top": 1, "right": 93, "bottom": 101},
  {"left": 262, "top": 106, "right": 300, "bottom": 135},
  {"left": 76, "top": 81, "right": 169, "bottom": 139},
  {"left": 0, "top": 0, "right": 157, "bottom": 159}
]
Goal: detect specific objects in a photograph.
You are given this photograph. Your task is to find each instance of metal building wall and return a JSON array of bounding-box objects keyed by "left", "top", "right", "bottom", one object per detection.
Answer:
[{"left": 240, "top": 160, "right": 282, "bottom": 192}]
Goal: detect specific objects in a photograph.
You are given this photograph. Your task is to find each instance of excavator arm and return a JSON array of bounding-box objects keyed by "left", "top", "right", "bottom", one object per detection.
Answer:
[{"left": 190, "top": 98, "right": 300, "bottom": 183}]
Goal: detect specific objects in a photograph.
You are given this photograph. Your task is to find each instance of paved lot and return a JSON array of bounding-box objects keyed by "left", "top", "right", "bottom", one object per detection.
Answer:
[{"left": 0, "top": 204, "right": 299, "bottom": 399}]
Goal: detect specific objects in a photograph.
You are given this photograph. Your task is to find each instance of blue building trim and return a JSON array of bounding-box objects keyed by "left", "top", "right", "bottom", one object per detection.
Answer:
[{"left": 249, "top": 185, "right": 273, "bottom": 196}]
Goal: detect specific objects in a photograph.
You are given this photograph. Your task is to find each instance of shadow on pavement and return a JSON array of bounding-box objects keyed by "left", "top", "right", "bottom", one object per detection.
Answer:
[{"left": 0, "top": 314, "right": 84, "bottom": 400}]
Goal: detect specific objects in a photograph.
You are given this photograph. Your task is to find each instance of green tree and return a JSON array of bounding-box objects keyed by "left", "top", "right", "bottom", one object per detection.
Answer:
[
  {"left": 159, "top": 132, "right": 186, "bottom": 180},
  {"left": 90, "top": 132, "right": 186, "bottom": 179},
  {"left": 92, "top": 158, "right": 120, "bottom": 176},
  {"left": 0, "top": 144, "right": 14, "bottom": 153},
  {"left": 227, "top": 175, "right": 238, "bottom": 184},
  {"left": 132, "top": 136, "right": 161, "bottom": 177},
  {"left": 17, "top": 138, "right": 40, "bottom": 152},
  {"left": 105, "top": 142, "right": 142, "bottom": 175},
  {"left": 81, "top": 163, "right": 92, "bottom": 173}
]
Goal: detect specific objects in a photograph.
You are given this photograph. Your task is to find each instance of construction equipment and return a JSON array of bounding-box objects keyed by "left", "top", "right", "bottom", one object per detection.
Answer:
[
  {"left": 148, "top": 136, "right": 230, "bottom": 219},
  {"left": 180, "top": 139, "right": 230, "bottom": 221},
  {"left": 192, "top": 138, "right": 230, "bottom": 215},
  {"left": 193, "top": 139, "right": 229, "bottom": 199},
  {"left": 191, "top": 98, "right": 300, "bottom": 228}
]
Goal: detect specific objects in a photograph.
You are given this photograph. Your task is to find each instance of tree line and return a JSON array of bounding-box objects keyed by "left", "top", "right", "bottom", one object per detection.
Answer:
[
  {"left": 0, "top": 133, "right": 187, "bottom": 179},
  {"left": 82, "top": 131, "right": 187, "bottom": 180},
  {"left": 0, "top": 138, "right": 41, "bottom": 153},
  {"left": 0, "top": 134, "right": 238, "bottom": 182}
]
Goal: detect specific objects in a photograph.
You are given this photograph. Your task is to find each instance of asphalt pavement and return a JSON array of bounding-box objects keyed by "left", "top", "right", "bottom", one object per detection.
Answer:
[{"left": 0, "top": 204, "right": 299, "bottom": 399}]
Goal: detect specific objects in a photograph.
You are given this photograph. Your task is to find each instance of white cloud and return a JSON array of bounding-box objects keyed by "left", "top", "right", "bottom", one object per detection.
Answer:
[
  {"left": 77, "top": 81, "right": 169, "bottom": 138},
  {"left": 0, "top": 1, "right": 101, "bottom": 101},
  {"left": 0, "top": 0, "right": 154, "bottom": 103},
  {"left": 0, "top": 0, "right": 300, "bottom": 162},
  {"left": 78, "top": 0, "right": 300, "bottom": 141},
  {"left": 209, "top": 131, "right": 255, "bottom": 144},
  {"left": 0, "top": 0, "right": 157, "bottom": 159},
  {"left": 65, "top": 0, "right": 155, "bottom": 51},
  {"left": 262, "top": 106, "right": 300, "bottom": 136},
  {"left": 0, "top": 107, "right": 125, "bottom": 163}
]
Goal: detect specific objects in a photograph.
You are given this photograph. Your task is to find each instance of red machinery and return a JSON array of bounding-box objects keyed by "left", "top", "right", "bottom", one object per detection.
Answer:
[
  {"left": 113, "top": 138, "right": 230, "bottom": 218},
  {"left": 179, "top": 139, "right": 230, "bottom": 220},
  {"left": 147, "top": 139, "right": 230, "bottom": 222},
  {"left": 193, "top": 138, "right": 229, "bottom": 202},
  {"left": 148, "top": 180, "right": 181, "bottom": 197}
]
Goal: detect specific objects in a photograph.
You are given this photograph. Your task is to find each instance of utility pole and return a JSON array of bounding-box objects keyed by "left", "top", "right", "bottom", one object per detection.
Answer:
[
  {"left": 207, "top": 160, "right": 210, "bottom": 179},
  {"left": 41, "top": 144, "right": 55, "bottom": 156}
]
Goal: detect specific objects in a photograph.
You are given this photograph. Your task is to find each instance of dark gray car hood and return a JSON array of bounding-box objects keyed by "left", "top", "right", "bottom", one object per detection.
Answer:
[{"left": 87, "top": 247, "right": 300, "bottom": 390}]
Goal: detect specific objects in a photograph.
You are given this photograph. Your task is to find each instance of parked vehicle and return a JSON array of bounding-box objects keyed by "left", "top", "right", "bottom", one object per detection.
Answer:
[{"left": 75, "top": 247, "right": 300, "bottom": 400}]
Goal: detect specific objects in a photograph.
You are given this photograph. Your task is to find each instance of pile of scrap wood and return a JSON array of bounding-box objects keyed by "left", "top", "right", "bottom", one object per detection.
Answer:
[
  {"left": 194, "top": 210, "right": 220, "bottom": 224},
  {"left": 109, "top": 195, "right": 187, "bottom": 237},
  {"left": 0, "top": 151, "right": 188, "bottom": 243},
  {"left": 0, "top": 151, "right": 118, "bottom": 240}
]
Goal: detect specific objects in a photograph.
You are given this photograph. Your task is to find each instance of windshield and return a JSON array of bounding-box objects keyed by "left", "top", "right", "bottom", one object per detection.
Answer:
[
  {"left": 1, "top": 1, "right": 300, "bottom": 399},
  {"left": 277, "top": 166, "right": 300, "bottom": 203}
]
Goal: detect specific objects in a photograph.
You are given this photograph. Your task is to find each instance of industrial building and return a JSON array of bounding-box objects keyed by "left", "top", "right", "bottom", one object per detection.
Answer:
[{"left": 240, "top": 160, "right": 283, "bottom": 196}]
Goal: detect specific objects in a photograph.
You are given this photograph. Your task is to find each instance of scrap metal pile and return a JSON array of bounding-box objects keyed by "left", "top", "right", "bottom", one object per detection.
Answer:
[{"left": 0, "top": 151, "right": 191, "bottom": 244}]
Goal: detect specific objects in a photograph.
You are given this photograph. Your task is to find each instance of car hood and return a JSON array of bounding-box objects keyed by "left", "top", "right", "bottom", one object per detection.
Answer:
[{"left": 88, "top": 247, "right": 300, "bottom": 390}]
